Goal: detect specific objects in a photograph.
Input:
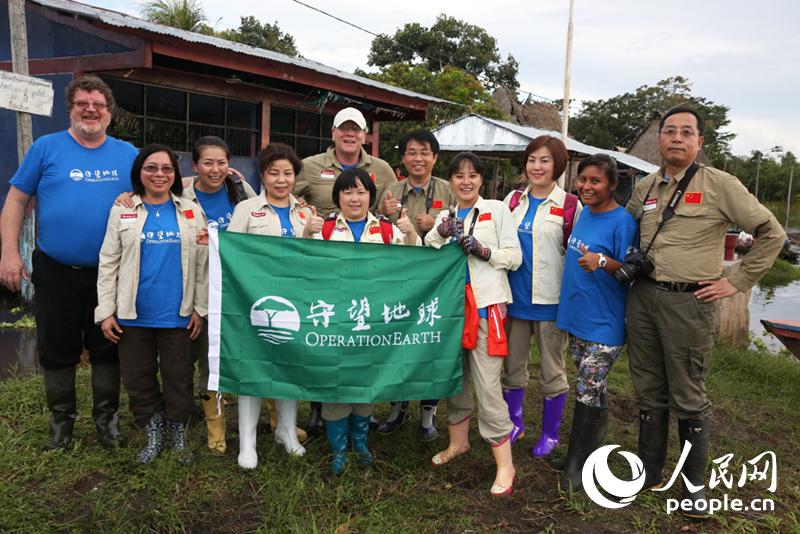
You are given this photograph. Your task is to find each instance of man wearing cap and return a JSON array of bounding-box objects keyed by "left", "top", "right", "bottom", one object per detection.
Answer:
[
  {"left": 0, "top": 75, "right": 136, "bottom": 451},
  {"left": 294, "top": 107, "right": 397, "bottom": 217},
  {"left": 375, "top": 128, "right": 456, "bottom": 440}
]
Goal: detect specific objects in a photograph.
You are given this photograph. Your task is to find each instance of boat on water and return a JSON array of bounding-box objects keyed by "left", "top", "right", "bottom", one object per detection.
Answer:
[{"left": 761, "top": 319, "right": 800, "bottom": 358}]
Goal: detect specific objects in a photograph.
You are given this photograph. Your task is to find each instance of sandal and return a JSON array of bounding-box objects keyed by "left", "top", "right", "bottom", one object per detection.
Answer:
[
  {"left": 490, "top": 475, "right": 516, "bottom": 497},
  {"left": 431, "top": 445, "right": 470, "bottom": 466}
]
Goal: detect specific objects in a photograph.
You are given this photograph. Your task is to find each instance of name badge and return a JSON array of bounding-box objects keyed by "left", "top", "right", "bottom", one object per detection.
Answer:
[
  {"left": 643, "top": 198, "right": 658, "bottom": 212},
  {"left": 685, "top": 192, "right": 703, "bottom": 204},
  {"left": 320, "top": 170, "right": 336, "bottom": 180},
  {"left": 251, "top": 211, "right": 266, "bottom": 218},
  {"left": 120, "top": 213, "right": 137, "bottom": 223},
  {"left": 369, "top": 226, "right": 383, "bottom": 235}
]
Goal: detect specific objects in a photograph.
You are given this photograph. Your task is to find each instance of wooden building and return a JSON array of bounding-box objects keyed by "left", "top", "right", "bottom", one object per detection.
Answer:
[{"left": 0, "top": 0, "right": 446, "bottom": 201}]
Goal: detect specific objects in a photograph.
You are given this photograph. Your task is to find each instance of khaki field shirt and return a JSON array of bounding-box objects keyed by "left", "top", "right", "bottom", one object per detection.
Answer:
[
  {"left": 627, "top": 164, "right": 785, "bottom": 291},
  {"left": 295, "top": 146, "right": 397, "bottom": 216},
  {"left": 228, "top": 193, "right": 312, "bottom": 237},
  {"left": 95, "top": 193, "right": 208, "bottom": 323},
  {"left": 381, "top": 176, "right": 456, "bottom": 237}
]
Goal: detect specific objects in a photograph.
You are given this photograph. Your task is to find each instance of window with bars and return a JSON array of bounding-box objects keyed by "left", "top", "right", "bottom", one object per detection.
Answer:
[
  {"left": 269, "top": 106, "right": 334, "bottom": 159},
  {"left": 103, "top": 77, "right": 261, "bottom": 157}
]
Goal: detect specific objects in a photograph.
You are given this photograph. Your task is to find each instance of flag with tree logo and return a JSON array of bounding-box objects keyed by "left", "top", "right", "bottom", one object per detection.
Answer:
[{"left": 207, "top": 230, "right": 466, "bottom": 402}]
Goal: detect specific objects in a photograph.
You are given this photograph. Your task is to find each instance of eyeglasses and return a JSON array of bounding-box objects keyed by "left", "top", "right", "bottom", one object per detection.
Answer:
[
  {"left": 660, "top": 127, "right": 699, "bottom": 138},
  {"left": 142, "top": 164, "right": 175, "bottom": 175},
  {"left": 404, "top": 150, "right": 434, "bottom": 158},
  {"left": 72, "top": 100, "right": 109, "bottom": 111},
  {"left": 336, "top": 124, "right": 364, "bottom": 133}
]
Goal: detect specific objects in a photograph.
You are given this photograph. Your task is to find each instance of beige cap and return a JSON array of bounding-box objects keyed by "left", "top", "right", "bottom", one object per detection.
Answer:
[{"left": 332, "top": 107, "right": 368, "bottom": 132}]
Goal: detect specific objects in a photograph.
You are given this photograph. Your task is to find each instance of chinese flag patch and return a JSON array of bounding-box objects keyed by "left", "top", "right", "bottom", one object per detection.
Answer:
[
  {"left": 432, "top": 199, "right": 443, "bottom": 209},
  {"left": 184, "top": 210, "right": 194, "bottom": 219},
  {"left": 685, "top": 192, "right": 703, "bottom": 204},
  {"left": 550, "top": 206, "right": 565, "bottom": 216},
  {"left": 298, "top": 211, "right": 306, "bottom": 219},
  {"left": 370, "top": 173, "right": 376, "bottom": 182},
  {"left": 478, "top": 212, "right": 492, "bottom": 222},
  {"left": 369, "top": 226, "right": 382, "bottom": 235}
]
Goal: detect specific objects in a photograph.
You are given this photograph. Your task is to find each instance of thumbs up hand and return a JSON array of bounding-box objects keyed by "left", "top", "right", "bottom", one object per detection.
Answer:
[
  {"left": 382, "top": 190, "right": 399, "bottom": 216},
  {"left": 396, "top": 207, "right": 415, "bottom": 236},
  {"left": 303, "top": 205, "right": 324, "bottom": 237},
  {"left": 577, "top": 243, "right": 600, "bottom": 272}
]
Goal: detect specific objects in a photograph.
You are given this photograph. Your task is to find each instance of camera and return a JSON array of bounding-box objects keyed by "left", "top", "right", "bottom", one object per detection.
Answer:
[{"left": 613, "top": 249, "right": 654, "bottom": 283}]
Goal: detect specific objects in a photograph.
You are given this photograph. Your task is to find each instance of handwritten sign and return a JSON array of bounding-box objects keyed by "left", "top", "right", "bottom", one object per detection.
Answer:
[{"left": 0, "top": 71, "right": 54, "bottom": 117}]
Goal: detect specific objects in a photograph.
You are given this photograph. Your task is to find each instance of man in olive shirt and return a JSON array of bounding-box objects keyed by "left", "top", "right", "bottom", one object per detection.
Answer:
[
  {"left": 294, "top": 107, "right": 397, "bottom": 216},
  {"left": 376, "top": 129, "right": 456, "bottom": 439},
  {"left": 626, "top": 106, "right": 785, "bottom": 518}
]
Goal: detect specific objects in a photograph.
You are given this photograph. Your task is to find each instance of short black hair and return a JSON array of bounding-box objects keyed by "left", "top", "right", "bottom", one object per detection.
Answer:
[
  {"left": 659, "top": 106, "right": 705, "bottom": 136},
  {"left": 399, "top": 129, "right": 440, "bottom": 155},
  {"left": 577, "top": 154, "right": 619, "bottom": 184},
  {"left": 446, "top": 152, "right": 485, "bottom": 179},
  {"left": 258, "top": 143, "right": 302, "bottom": 176},
  {"left": 131, "top": 144, "right": 183, "bottom": 197},
  {"left": 332, "top": 168, "right": 376, "bottom": 209},
  {"left": 192, "top": 136, "right": 239, "bottom": 205}
]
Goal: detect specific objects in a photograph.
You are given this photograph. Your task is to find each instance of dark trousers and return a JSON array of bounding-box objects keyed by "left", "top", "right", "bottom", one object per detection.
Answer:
[
  {"left": 191, "top": 318, "right": 211, "bottom": 393},
  {"left": 118, "top": 326, "right": 195, "bottom": 427},
  {"left": 31, "top": 249, "right": 117, "bottom": 369}
]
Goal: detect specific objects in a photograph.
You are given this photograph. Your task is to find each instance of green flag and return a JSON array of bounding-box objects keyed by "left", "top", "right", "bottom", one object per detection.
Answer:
[{"left": 207, "top": 230, "right": 466, "bottom": 403}]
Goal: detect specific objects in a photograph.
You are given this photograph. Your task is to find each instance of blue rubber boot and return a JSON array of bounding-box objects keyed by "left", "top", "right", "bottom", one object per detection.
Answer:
[
  {"left": 349, "top": 414, "right": 374, "bottom": 466},
  {"left": 326, "top": 417, "right": 349, "bottom": 474}
]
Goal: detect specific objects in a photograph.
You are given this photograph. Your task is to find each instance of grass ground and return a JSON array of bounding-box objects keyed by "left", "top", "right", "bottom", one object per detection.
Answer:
[
  {"left": 1, "top": 344, "right": 799, "bottom": 533},
  {"left": 759, "top": 258, "right": 800, "bottom": 288}
]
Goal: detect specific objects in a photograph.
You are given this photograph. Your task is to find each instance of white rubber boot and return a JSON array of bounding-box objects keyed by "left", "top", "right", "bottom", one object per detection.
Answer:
[
  {"left": 237, "top": 395, "right": 261, "bottom": 469},
  {"left": 275, "top": 399, "right": 306, "bottom": 456}
]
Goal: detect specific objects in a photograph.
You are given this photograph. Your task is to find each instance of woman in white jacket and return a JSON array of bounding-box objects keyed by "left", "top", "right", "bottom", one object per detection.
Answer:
[
  {"left": 226, "top": 143, "right": 314, "bottom": 468},
  {"left": 425, "top": 152, "right": 522, "bottom": 496}
]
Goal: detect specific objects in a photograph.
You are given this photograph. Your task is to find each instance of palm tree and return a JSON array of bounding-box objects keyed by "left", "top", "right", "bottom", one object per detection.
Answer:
[{"left": 140, "top": 0, "right": 211, "bottom": 34}]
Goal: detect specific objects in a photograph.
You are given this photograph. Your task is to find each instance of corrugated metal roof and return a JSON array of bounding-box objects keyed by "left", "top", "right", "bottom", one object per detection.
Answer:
[
  {"left": 433, "top": 114, "right": 659, "bottom": 173},
  {"left": 29, "top": 0, "right": 451, "bottom": 106}
]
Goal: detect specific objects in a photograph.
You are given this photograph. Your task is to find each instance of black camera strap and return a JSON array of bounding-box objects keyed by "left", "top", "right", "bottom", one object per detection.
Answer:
[
  {"left": 400, "top": 180, "right": 436, "bottom": 213},
  {"left": 642, "top": 162, "right": 699, "bottom": 255}
]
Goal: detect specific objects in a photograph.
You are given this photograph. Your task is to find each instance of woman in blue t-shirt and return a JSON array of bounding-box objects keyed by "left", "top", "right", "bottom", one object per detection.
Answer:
[
  {"left": 502, "top": 135, "right": 582, "bottom": 457},
  {"left": 553, "top": 154, "right": 638, "bottom": 490},
  {"left": 96, "top": 144, "right": 207, "bottom": 465}
]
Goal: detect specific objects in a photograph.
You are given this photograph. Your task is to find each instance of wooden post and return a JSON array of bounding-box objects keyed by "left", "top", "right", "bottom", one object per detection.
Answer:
[
  {"left": 558, "top": 0, "right": 575, "bottom": 189},
  {"left": 8, "top": 0, "right": 36, "bottom": 304},
  {"left": 786, "top": 167, "right": 794, "bottom": 230}
]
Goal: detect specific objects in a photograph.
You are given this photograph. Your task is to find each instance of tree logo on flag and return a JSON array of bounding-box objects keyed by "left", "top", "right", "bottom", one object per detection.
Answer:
[{"left": 249, "top": 296, "right": 301, "bottom": 345}]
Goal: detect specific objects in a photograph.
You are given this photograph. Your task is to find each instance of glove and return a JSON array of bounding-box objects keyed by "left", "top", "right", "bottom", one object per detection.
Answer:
[
  {"left": 436, "top": 216, "right": 457, "bottom": 238},
  {"left": 458, "top": 235, "right": 491, "bottom": 261}
]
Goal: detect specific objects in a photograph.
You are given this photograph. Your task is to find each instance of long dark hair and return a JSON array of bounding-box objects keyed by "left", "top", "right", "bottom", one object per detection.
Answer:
[
  {"left": 192, "top": 136, "right": 240, "bottom": 205},
  {"left": 131, "top": 144, "right": 183, "bottom": 197}
]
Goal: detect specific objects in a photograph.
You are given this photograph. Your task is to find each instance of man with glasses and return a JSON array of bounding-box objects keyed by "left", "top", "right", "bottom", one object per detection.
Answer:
[
  {"left": 294, "top": 107, "right": 397, "bottom": 217},
  {"left": 0, "top": 75, "right": 137, "bottom": 451},
  {"left": 625, "top": 106, "right": 785, "bottom": 518},
  {"left": 375, "top": 129, "right": 456, "bottom": 439}
]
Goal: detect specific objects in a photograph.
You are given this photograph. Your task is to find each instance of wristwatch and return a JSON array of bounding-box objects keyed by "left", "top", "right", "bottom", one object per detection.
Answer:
[{"left": 598, "top": 253, "right": 608, "bottom": 269}]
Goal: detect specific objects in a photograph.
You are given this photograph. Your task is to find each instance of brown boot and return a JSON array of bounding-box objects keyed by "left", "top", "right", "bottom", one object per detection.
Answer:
[{"left": 202, "top": 392, "right": 226, "bottom": 454}]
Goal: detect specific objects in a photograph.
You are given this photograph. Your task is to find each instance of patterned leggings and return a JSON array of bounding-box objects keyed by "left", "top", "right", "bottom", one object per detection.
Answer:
[{"left": 570, "top": 336, "right": 624, "bottom": 408}]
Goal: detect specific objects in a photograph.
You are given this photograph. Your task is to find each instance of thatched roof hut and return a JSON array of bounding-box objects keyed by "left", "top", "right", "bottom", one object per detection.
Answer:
[
  {"left": 492, "top": 87, "right": 562, "bottom": 131},
  {"left": 627, "top": 111, "right": 710, "bottom": 166}
]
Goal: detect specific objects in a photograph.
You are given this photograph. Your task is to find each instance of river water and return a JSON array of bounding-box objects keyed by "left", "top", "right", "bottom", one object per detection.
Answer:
[{"left": 749, "top": 279, "right": 800, "bottom": 354}]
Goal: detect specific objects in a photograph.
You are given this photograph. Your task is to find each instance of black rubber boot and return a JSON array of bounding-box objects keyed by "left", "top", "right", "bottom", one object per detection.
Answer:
[
  {"left": 137, "top": 411, "right": 165, "bottom": 464},
  {"left": 91, "top": 363, "right": 127, "bottom": 449},
  {"left": 306, "top": 402, "right": 324, "bottom": 435},
  {"left": 558, "top": 401, "right": 607, "bottom": 491},
  {"left": 638, "top": 410, "right": 669, "bottom": 491},
  {"left": 43, "top": 366, "right": 77, "bottom": 450},
  {"left": 678, "top": 418, "right": 710, "bottom": 520},
  {"left": 168, "top": 421, "right": 194, "bottom": 466}
]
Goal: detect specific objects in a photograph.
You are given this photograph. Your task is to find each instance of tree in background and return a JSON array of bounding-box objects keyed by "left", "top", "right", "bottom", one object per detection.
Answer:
[
  {"left": 367, "top": 14, "right": 519, "bottom": 90},
  {"left": 569, "top": 76, "right": 734, "bottom": 166},
  {"left": 217, "top": 16, "right": 300, "bottom": 57},
  {"left": 140, "top": 0, "right": 214, "bottom": 34}
]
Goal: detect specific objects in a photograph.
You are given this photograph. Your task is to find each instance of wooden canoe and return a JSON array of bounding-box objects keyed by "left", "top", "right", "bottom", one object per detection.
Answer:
[{"left": 761, "top": 319, "right": 800, "bottom": 359}]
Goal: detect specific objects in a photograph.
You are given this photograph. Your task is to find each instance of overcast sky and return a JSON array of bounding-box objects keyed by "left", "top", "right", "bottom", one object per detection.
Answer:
[{"left": 93, "top": 0, "right": 800, "bottom": 157}]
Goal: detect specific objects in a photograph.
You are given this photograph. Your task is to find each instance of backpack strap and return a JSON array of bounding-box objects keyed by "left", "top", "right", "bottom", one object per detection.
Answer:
[
  {"left": 321, "top": 212, "right": 338, "bottom": 241},
  {"left": 378, "top": 216, "right": 394, "bottom": 245},
  {"left": 562, "top": 192, "right": 579, "bottom": 249},
  {"left": 508, "top": 187, "right": 525, "bottom": 212},
  {"left": 233, "top": 180, "right": 249, "bottom": 203}
]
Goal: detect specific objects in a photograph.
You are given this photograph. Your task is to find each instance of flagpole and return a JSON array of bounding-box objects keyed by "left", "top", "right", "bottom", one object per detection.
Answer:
[{"left": 559, "top": 0, "right": 575, "bottom": 189}]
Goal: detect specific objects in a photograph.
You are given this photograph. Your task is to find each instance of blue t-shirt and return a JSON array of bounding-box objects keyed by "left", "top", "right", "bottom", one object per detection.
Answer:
[
  {"left": 346, "top": 219, "right": 367, "bottom": 242},
  {"left": 556, "top": 206, "right": 638, "bottom": 346},
  {"left": 457, "top": 207, "right": 487, "bottom": 319},
  {"left": 508, "top": 194, "right": 559, "bottom": 321},
  {"left": 340, "top": 163, "right": 358, "bottom": 171},
  {"left": 195, "top": 187, "right": 235, "bottom": 232},
  {"left": 273, "top": 205, "right": 295, "bottom": 237},
  {"left": 10, "top": 131, "right": 136, "bottom": 266},
  {"left": 118, "top": 201, "right": 188, "bottom": 329}
]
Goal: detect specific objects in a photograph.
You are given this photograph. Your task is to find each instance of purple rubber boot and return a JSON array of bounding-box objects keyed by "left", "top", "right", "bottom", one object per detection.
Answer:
[
  {"left": 532, "top": 392, "right": 568, "bottom": 457},
  {"left": 502, "top": 388, "right": 526, "bottom": 445}
]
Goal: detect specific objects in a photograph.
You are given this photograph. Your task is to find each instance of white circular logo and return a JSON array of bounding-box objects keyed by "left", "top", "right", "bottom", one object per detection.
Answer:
[
  {"left": 69, "top": 169, "right": 84, "bottom": 181},
  {"left": 582, "top": 444, "right": 647, "bottom": 509},
  {"left": 250, "top": 296, "right": 300, "bottom": 345}
]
